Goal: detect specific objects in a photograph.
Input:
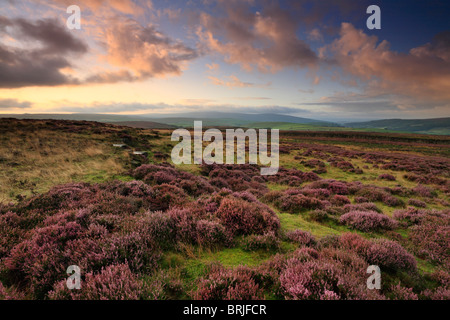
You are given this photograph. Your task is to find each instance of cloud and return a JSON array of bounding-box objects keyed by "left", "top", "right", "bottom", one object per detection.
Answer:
[
  {"left": 0, "top": 13, "right": 199, "bottom": 87},
  {"left": 41, "top": 0, "right": 143, "bottom": 15},
  {"left": 50, "top": 101, "right": 306, "bottom": 115},
  {"left": 206, "top": 63, "right": 220, "bottom": 71},
  {"left": 54, "top": 102, "right": 166, "bottom": 113},
  {"left": 298, "top": 88, "right": 314, "bottom": 94},
  {"left": 0, "top": 98, "right": 33, "bottom": 110},
  {"left": 94, "top": 17, "right": 198, "bottom": 80},
  {"left": 308, "top": 28, "right": 323, "bottom": 42},
  {"left": 232, "top": 97, "right": 272, "bottom": 101},
  {"left": 0, "top": 16, "right": 87, "bottom": 88},
  {"left": 196, "top": 1, "right": 318, "bottom": 72},
  {"left": 180, "top": 99, "right": 216, "bottom": 105},
  {"left": 208, "top": 75, "right": 258, "bottom": 88},
  {"left": 328, "top": 23, "right": 450, "bottom": 105}
]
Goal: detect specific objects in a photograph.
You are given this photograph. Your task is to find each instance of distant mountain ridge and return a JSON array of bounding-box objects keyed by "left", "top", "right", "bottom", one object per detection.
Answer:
[
  {"left": 0, "top": 112, "right": 338, "bottom": 127},
  {"left": 1, "top": 113, "right": 448, "bottom": 134},
  {"left": 346, "top": 117, "right": 450, "bottom": 135}
]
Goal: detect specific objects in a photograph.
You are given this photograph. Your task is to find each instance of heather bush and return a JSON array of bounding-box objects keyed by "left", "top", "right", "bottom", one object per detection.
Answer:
[
  {"left": 408, "top": 215, "right": 449, "bottom": 265},
  {"left": 305, "top": 180, "right": 349, "bottom": 195},
  {"left": 191, "top": 264, "right": 263, "bottom": 300},
  {"left": 215, "top": 196, "right": 280, "bottom": 236},
  {"left": 148, "top": 184, "right": 189, "bottom": 211},
  {"left": 363, "top": 239, "right": 417, "bottom": 273},
  {"left": 388, "top": 283, "right": 419, "bottom": 300},
  {"left": 300, "top": 188, "right": 331, "bottom": 199},
  {"left": 126, "top": 211, "right": 176, "bottom": 249},
  {"left": 354, "top": 196, "right": 369, "bottom": 203},
  {"left": 103, "top": 232, "right": 160, "bottom": 273},
  {"left": 378, "top": 174, "right": 396, "bottom": 181},
  {"left": 393, "top": 207, "right": 427, "bottom": 225},
  {"left": 413, "top": 185, "right": 436, "bottom": 198},
  {"left": 382, "top": 195, "right": 405, "bottom": 207},
  {"left": 3, "top": 220, "right": 104, "bottom": 297},
  {"left": 49, "top": 264, "right": 144, "bottom": 300},
  {"left": 407, "top": 199, "right": 427, "bottom": 208},
  {"left": 0, "top": 282, "right": 25, "bottom": 300},
  {"left": 340, "top": 211, "right": 397, "bottom": 232},
  {"left": 263, "top": 190, "right": 325, "bottom": 213},
  {"left": 331, "top": 195, "right": 351, "bottom": 206},
  {"left": 243, "top": 232, "right": 280, "bottom": 252},
  {"left": 343, "top": 203, "right": 381, "bottom": 213},
  {"left": 285, "top": 230, "right": 316, "bottom": 247},
  {"left": 355, "top": 186, "right": 388, "bottom": 202},
  {"left": 279, "top": 248, "right": 383, "bottom": 300},
  {"left": 132, "top": 164, "right": 216, "bottom": 197},
  {"left": 338, "top": 233, "right": 417, "bottom": 273},
  {"left": 278, "top": 194, "right": 324, "bottom": 213},
  {"left": 195, "top": 219, "right": 233, "bottom": 248},
  {"left": 309, "top": 209, "right": 329, "bottom": 222},
  {"left": 421, "top": 287, "right": 450, "bottom": 300}
]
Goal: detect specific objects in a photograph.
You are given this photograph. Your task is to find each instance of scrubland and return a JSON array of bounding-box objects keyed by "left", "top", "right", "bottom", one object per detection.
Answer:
[{"left": 0, "top": 119, "right": 448, "bottom": 300}]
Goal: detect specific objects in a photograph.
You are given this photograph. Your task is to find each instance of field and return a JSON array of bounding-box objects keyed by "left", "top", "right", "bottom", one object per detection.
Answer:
[{"left": 0, "top": 118, "right": 449, "bottom": 300}]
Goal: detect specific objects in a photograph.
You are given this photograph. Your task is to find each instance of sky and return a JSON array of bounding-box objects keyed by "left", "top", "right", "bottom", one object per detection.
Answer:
[{"left": 0, "top": 0, "right": 449, "bottom": 121}]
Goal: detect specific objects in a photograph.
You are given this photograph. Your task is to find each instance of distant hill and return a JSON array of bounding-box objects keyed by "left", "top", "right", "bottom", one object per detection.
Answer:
[
  {"left": 0, "top": 113, "right": 141, "bottom": 122},
  {"left": 346, "top": 117, "right": 450, "bottom": 135},
  {"left": 112, "top": 121, "right": 177, "bottom": 129},
  {"left": 0, "top": 112, "right": 338, "bottom": 127},
  {"left": 145, "top": 112, "right": 338, "bottom": 126}
]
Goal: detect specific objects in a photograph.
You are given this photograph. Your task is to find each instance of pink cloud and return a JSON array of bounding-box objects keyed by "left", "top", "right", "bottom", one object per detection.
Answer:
[
  {"left": 42, "top": 0, "right": 143, "bottom": 15},
  {"left": 95, "top": 17, "right": 198, "bottom": 80},
  {"left": 196, "top": 1, "right": 317, "bottom": 73},
  {"left": 329, "top": 23, "right": 450, "bottom": 104}
]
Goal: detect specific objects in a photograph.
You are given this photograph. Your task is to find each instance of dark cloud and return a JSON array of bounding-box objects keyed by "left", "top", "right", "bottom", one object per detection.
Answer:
[
  {"left": 0, "top": 98, "right": 32, "bottom": 110},
  {"left": 0, "top": 16, "right": 87, "bottom": 88},
  {"left": 12, "top": 18, "right": 87, "bottom": 54}
]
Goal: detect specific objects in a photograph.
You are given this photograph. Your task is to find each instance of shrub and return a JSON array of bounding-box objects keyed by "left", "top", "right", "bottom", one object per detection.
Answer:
[
  {"left": 148, "top": 184, "right": 188, "bottom": 211},
  {"left": 340, "top": 211, "right": 397, "bottom": 232},
  {"left": 49, "top": 264, "right": 144, "bottom": 300},
  {"left": 408, "top": 199, "right": 427, "bottom": 208},
  {"left": 279, "top": 194, "right": 324, "bottom": 213},
  {"left": 195, "top": 220, "right": 232, "bottom": 248},
  {"left": 191, "top": 264, "right": 263, "bottom": 300},
  {"left": 243, "top": 232, "right": 280, "bottom": 252},
  {"left": 280, "top": 248, "right": 383, "bottom": 300},
  {"left": 408, "top": 214, "right": 449, "bottom": 265},
  {"left": 103, "top": 232, "right": 160, "bottom": 273},
  {"left": 382, "top": 195, "right": 405, "bottom": 207},
  {"left": 363, "top": 239, "right": 417, "bottom": 273},
  {"left": 285, "top": 230, "right": 316, "bottom": 247},
  {"left": 309, "top": 209, "right": 328, "bottom": 222},
  {"left": 215, "top": 196, "right": 280, "bottom": 236},
  {"left": 343, "top": 203, "right": 381, "bottom": 213},
  {"left": 413, "top": 185, "right": 436, "bottom": 198},
  {"left": 0, "top": 282, "right": 25, "bottom": 300},
  {"left": 331, "top": 195, "right": 351, "bottom": 206},
  {"left": 392, "top": 207, "right": 426, "bottom": 225},
  {"left": 378, "top": 174, "right": 396, "bottom": 181},
  {"left": 389, "top": 283, "right": 418, "bottom": 300},
  {"left": 338, "top": 233, "right": 417, "bottom": 273}
]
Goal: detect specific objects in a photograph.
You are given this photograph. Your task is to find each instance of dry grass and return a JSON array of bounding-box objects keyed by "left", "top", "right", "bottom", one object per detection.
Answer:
[{"left": 0, "top": 128, "right": 129, "bottom": 202}]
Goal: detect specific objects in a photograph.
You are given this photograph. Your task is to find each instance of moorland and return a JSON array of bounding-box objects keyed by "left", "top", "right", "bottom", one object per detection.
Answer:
[{"left": 0, "top": 118, "right": 448, "bottom": 300}]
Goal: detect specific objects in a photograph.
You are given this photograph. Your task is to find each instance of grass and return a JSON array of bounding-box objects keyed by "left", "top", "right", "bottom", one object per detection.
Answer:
[{"left": 278, "top": 212, "right": 342, "bottom": 238}]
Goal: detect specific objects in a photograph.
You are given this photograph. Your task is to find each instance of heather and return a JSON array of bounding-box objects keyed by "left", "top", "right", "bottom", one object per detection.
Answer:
[
  {"left": 0, "top": 119, "right": 449, "bottom": 300},
  {"left": 340, "top": 211, "right": 397, "bottom": 232}
]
